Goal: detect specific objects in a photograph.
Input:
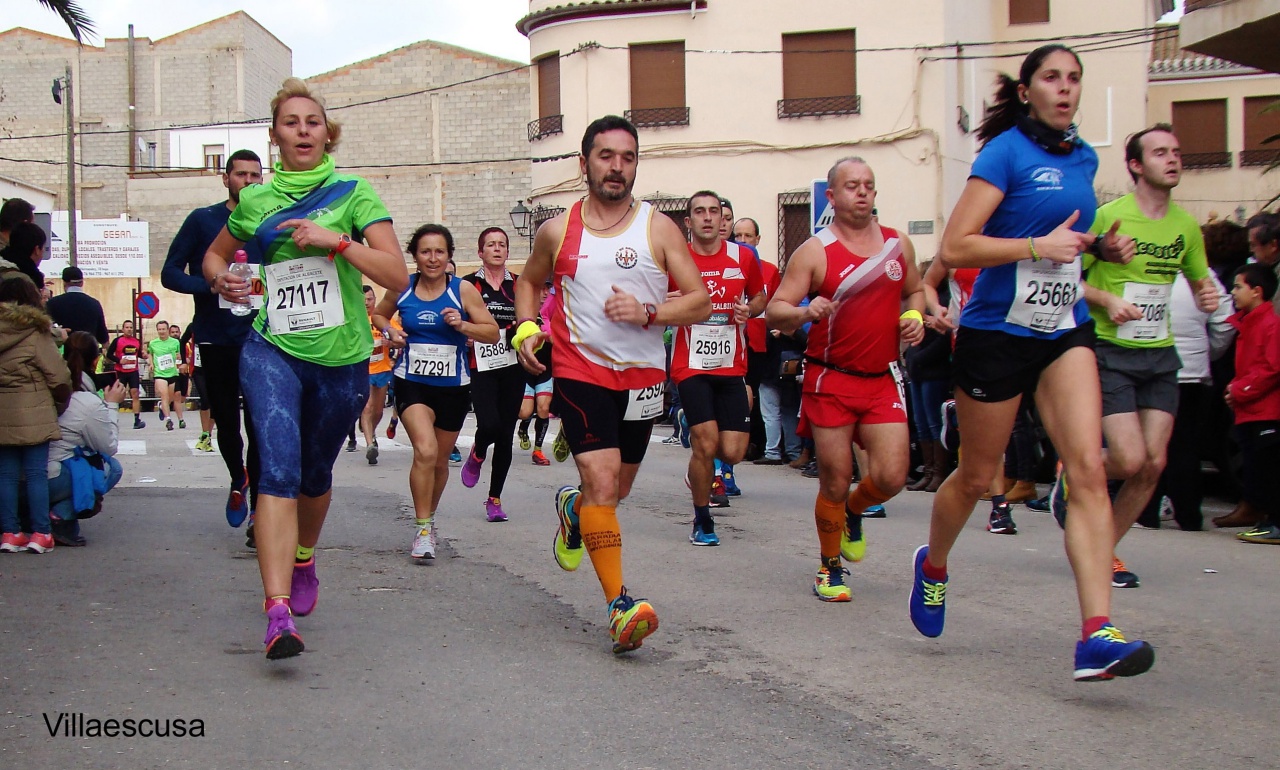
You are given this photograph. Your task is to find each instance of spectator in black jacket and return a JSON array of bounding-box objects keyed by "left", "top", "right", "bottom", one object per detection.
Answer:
[{"left": 46, "top": 266, "right": 109, "bottom": 345}]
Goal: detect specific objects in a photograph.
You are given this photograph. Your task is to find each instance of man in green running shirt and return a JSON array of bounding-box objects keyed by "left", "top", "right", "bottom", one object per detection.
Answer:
[{"left": 1072, "top": 124, "right": 1220, "bottom": 588}]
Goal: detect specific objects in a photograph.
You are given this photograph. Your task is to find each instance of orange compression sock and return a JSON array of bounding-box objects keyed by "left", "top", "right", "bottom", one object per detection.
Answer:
[
  {"left": 579, "top": 504, "right": 624, "bottom": 601},
  {"left": 814, "top": 494, "right": 846, "bottom": 561},
  {"left": 847, "top": 478, "right": 892, "bottom": 517}
]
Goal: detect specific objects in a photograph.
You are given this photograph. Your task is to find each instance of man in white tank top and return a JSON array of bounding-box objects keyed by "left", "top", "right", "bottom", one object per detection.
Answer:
[{"left": 513, "top": 116, "right": 710, "bottom": 655}]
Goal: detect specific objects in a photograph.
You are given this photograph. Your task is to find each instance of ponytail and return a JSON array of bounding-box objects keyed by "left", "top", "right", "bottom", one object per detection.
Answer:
[{"left": 976, "top": 73, "right": 1025, "bottom": 148}]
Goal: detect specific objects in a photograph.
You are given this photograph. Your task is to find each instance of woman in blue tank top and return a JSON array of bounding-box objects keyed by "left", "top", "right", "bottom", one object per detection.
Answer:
[
  {"left": 371, "top": 224, "right": 497, "bottom": 561},
  {"left": 910, "top": 44, "right": 1154, "bottom": 684}
]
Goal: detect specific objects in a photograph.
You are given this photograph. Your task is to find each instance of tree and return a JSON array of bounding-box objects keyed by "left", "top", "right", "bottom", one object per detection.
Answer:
[{"left": 36, "top": 0, "right": 95, "bottom": 44}]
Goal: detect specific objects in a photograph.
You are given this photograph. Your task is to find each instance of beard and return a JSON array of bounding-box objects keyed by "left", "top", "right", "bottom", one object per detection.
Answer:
[{"left": 587, "top": 170, "right": 632, "bottom": 202}]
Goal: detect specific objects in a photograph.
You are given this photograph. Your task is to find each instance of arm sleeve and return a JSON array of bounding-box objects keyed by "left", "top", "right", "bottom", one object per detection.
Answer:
[
  {"left": 968, "top": 138, "right": 1012, "bottom": 193},
  {"left": 1232, "top": 325, "right": 1280, "bottom": 406},
  {"left": 34, "top": 335, "right": 73, "bottom": 395},
  {"left": 352, "top": 178, "right": 393, "bottom": 234},
  {"left": 161, "top": 211, "right": 216, "bottom": 295},
  {"left": 1180, "top": 217, "right": 1211, "bottom": 282},
  {"left": 94, "top": 307, "right": 109, "bottom": 346},
  {"left": 1206, "top": 274, "right": 1236, "bottom": 361},
  {"left": 79, "top": 395, "right": 120, "bottom": 456}
]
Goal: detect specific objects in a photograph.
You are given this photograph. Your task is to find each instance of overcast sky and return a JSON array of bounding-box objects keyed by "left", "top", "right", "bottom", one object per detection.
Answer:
[{"left": 3, "top": 0, "right": 532, "bottom": 75}]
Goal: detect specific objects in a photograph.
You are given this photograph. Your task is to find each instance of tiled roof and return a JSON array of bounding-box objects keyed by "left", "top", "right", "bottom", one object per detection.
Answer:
[
  {"left": 517, "top": 0, "right": 708, "bottom": 36},
  {"left": 1149, "top": 23, "right": 1257, "bottom": 79}
]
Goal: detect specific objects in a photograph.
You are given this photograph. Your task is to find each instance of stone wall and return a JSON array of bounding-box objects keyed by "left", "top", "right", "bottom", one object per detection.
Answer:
[{"left": 310, "top": 41, "right": 532, "bottom": 266}]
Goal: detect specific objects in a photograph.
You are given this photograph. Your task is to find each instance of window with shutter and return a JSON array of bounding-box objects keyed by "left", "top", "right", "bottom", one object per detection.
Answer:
[
  {"left": 627, "top": 41, "right": 689, "bottom": 128},
  {"left": 1243, "top": 95, "right": 1280, "bottom": 167},
  {"left": 529, "top": 53, "right": 563, "bottom": 141},
  {"left": 1172, "top": 99, "right": 1231, "bottom": 169},
  {"left": 779, "top": 30, "right": 858, "bottom": 119},
  {"left": 1009, "top": 0, "right": 1050, "bottom": 24}
]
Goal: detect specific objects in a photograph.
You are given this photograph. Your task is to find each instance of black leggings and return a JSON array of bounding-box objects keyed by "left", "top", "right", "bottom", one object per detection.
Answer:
[
  {"left": 199, "top": 343, "right": 260, "bottom": 505},
  {"left": 470, "top": 364, "right": 525, "bottom": 498}
]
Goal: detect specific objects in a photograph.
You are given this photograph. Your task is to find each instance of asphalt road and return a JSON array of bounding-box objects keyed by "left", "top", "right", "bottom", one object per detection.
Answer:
[{"left": 2, "top": 414, "right": 1276, "bottom": 769}]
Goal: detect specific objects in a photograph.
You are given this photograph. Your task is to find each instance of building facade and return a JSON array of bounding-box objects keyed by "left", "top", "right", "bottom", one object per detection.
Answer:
[
  {"left": 1148, "top": 24, "right": 1280, "bottom": 223},
  {"left": 0, "top": 12, "right": 291, "bottom": 327},
  {"left": 307, "top": 40, "right": 532, "bottom": 268},
  {"left": 518, "top": 0, "right": 1159, "bottom": 265},
  {"left": 2, "top": 13, "right": 533, "bottom": 326}
]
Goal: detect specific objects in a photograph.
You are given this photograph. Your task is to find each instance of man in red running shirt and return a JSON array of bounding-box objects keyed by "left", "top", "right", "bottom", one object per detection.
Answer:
[
  {"left": 767, "top": 157, "right": 926, "bottom": 602},
  {"left": 670, "top": 192, "right": 767, "bottom": 545}
]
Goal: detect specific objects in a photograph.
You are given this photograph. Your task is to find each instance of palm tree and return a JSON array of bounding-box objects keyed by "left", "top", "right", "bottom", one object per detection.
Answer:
[{"left": 36, "top": 0, "right": 95, "bottom": 43}]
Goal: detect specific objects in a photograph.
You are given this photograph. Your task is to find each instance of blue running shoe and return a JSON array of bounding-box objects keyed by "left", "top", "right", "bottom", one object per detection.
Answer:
[
  {"left": 226, "top": 472, "right": 250, "bottom": 528},
  {"left": 677, "top": 409, "right": 690, "bottom": 448},
  {"left": 909, "top": 544, "right": 947, "bottom": 638},
  {"left": 720, "top": 463, "right": 742, "bottom": 496},
  {"left": 449, "top": 446, "right": 462, "bottom": 464},
  {"left": 1051, "top": 463, "right": 1068, "bottom": 530},
  {"left": 689, "top": 525, "right": 720, "bottom": 546},
  {"left": 1073, "top": 624, "right": 1155, "bottom": 681},
  {"left": 863, "top": 504, "right": 887, "bottom": 518}
]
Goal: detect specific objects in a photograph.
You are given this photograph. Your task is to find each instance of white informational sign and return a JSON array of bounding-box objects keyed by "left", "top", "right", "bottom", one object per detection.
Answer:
[{"left": 43, "top": 213, "right": 151, "bottom": 279}]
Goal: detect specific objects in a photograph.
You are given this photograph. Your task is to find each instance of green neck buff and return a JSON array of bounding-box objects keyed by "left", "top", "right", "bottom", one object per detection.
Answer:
[{"left": 271, "top": 154, "right": 336, "bottom": 196}]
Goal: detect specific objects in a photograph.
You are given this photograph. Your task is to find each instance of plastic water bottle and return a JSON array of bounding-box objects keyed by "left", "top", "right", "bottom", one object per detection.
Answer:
[{"left": 228, "top": 249, "right": 255, "bottom": 316}]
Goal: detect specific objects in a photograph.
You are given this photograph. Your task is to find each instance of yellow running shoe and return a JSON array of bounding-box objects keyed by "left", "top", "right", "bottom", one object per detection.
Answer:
[
  {"left": 552, "top": 425, "right": 571, "bottom": 463},
  {"left": 518, "top": 430, "right": 531, "bottom": 451},
  {"left": 553, "top": 486, "right": 584, "bottom": 571},
  {"left": 813, "top": 560, "right": 852, "bottom": 602},
  {"left": 840, "top": 505, "right": 867, "bottom": 563},
  {"left": 608, "top": 588, "right": 659, "bottom": 654}
]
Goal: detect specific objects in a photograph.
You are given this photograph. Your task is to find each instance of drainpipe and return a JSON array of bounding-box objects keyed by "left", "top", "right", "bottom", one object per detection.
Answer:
[{"left": 128, "top": 24, "right": 137, "bottom": 172}]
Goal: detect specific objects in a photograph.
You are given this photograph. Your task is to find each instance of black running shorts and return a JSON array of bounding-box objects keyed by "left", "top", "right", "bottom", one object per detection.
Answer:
[
  {"left": 951, "top": 321, "right": 1096, "bottom": 403},
  {"left": 552, "top": 377, "right": 656, "bottom": 464},
  {"left": 394, "top": 377, "right": 471, "bottom": 433},
  {"left": 676, "top": 374, "right": 751, "bottom": 432}
]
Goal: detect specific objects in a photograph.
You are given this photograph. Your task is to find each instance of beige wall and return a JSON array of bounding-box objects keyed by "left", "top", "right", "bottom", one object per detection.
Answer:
[
  {"left": 524, "top": 0, "right": 1154, "bottom": 264},
  {"left": 1149, "top": 74, "right": 1280, "bottom": 221}
]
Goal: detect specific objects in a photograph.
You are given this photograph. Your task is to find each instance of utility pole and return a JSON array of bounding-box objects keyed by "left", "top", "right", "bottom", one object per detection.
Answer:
[{"left": 57, "top": 64, "right": 78, "bottom": 267}]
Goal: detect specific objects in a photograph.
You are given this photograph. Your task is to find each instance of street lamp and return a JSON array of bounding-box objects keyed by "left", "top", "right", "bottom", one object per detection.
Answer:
[
  {"left": 509, "top": 201, "right": 532, "bottom": 237},
  {"left": 52, "top": 65, "right": 77, "bottom": 267}
]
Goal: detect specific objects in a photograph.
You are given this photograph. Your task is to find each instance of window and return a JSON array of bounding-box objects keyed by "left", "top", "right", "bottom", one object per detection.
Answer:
[
  {"left": 529, "top": 53, "right": 563, "bottom": 141},
  {"left": 778, "top": 191, "right": 812, "bottom": 270},
  {"left": 644, "top": 196, "right": 691, "bottom": 241},
  {"left": 1243, "top": 95, "right": 1280, "bottom": 167},
  {"left": 1172, "top": 99, "right": 1231, "bottom": 169},
  {"left": 203, "top": 144, "right": 225, "bottom": 172},
  {"left": 1009, "top": 0, "right": 1050, "bottom": 24},
  {"left": 779, "top": 30, "right": 859, "bottom": 118},
  {"left": 269, "top": 145, "right": 280, "bottom": 169},
  {"left": 626, "top": 41, "right": 689, "bottom": 128}
]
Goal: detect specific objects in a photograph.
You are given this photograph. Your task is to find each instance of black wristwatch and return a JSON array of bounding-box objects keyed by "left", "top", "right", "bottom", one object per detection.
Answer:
[{"left": 1087, "top": 233, "right": 1104, "bottom": 258}]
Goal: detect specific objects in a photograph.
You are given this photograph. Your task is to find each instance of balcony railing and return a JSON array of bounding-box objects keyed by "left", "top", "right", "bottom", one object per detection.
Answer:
[
  {"left": 623, "top": 106, "right": 690, "bottom": 128},
  {"left": 527, "top": 114, "right": 563, "bottom": 142},
  {"left": 1241, "top": 148, "right": 1280, "bottom": 167},
  {"left": 778, "top": 95, "right": 861, "bottom": 119},
  {"left": 1182, "top": 151, "right": 1233, "bottom": 169}
]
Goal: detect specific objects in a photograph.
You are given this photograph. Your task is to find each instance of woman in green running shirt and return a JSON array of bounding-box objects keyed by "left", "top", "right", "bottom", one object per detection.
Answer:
[{"left": 203, "top": 78, "right": 409, "bottom": 661}]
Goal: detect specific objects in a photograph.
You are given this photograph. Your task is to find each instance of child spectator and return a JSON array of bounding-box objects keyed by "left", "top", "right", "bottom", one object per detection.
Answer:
[{"left": 1225, "top": 263, "right": 1280, "bottom": 544}]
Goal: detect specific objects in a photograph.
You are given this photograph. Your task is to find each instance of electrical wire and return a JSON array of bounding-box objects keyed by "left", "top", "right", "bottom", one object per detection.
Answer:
[{"left": 0, "top": 23, "right": 1172, "bottom": 145}]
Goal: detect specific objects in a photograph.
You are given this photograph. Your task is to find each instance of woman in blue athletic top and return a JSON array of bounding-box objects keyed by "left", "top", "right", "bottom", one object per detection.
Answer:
[
  {"left": 371, "top": 224, "right": 497, "bottom": 561},
  {"left": 909, "top": 44, "right": 1154, "bottom": 683}
]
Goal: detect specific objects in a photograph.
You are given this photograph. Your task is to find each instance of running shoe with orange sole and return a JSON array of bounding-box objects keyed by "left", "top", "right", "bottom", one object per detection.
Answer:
[{"left": 608, "top": 588, "right": 659, "bottom": 654}]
